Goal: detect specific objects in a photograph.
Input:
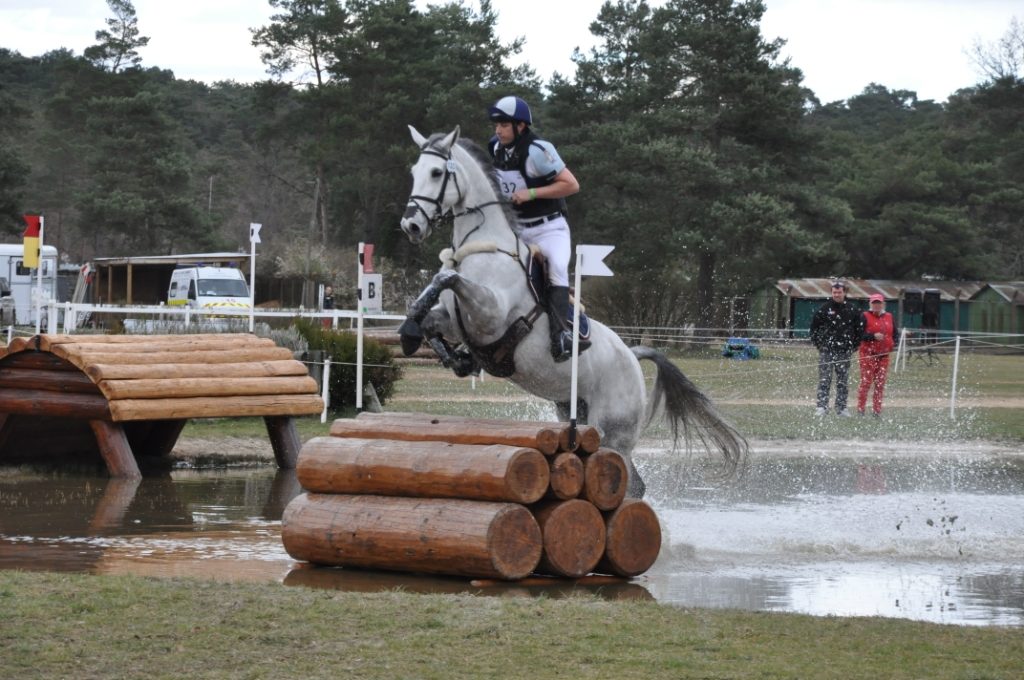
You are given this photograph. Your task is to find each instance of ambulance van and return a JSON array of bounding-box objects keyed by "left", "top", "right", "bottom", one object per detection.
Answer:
[{"left": 167, "top": 266, "right": 250, "bottom": 314}]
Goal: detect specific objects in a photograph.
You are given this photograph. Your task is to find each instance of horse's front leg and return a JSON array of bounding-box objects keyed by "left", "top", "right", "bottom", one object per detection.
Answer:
[
  {"left": 399, "top": 270, "right": 462, "bottom": 355},
  {"left": 419, "top": 305, "right": 481, "bottom": 377}
]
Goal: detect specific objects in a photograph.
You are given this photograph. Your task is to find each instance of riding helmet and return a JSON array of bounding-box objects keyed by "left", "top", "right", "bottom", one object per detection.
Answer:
[{"left": 488, "top": 96, "right": 533, "bottom": 126}]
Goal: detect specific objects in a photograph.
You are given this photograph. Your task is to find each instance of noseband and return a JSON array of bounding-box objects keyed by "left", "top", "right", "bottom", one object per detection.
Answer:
[{"left": 404, "top": 144, "right": 464, "bottom": 230}]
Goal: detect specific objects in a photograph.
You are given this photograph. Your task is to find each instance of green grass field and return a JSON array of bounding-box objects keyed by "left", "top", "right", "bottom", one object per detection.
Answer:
[{"left": 2, "top": 571, "right": 1022, "bottom": 680}]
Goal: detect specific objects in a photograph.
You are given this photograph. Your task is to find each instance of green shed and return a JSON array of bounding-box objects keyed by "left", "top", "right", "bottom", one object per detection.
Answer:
[{"left": 968, "top": 283, "right": 1024, "bottom": 345}]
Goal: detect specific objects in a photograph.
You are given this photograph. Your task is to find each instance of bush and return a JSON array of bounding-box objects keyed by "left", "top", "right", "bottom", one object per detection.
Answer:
[{"left": 293, "top": 319, "right": 403, "bottom": 411}]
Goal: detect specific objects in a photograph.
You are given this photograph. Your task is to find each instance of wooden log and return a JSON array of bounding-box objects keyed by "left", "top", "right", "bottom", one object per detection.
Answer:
[
  {"left": 546, "top": 452, "right": 584, "bottom": 500},
  {"left": 5, "top": 337, "right": 31, "bottom": 353},
  {"left": 595, "top": 499, "right": 662, "bottom": 577},
  {"left": 0, "top": 367, "right": 101, "bottom": 394},
  {"left": 353, "top": 411, "right": 599, "bottom": 454},
  {"left": 558, "top": 424, "right": 601, "bottom": 453},
  {"left": 52, "top": 337, "right": 278, "bottom": 354},
  {"left": 580, "top": 449, "right": 629, "bottom": 511},
  {"left": 0, "top": 388, "right": 111, "bottom": 419},
  {"left": 86, "top": 360, "right": 310, "bottom": 382},
  {"left": 52, "top": 347, "right": 294, "bottom": 368},
  {"left": 0, "top": 351, "right": 81, "bottom": 371},
  {"left": 297, "top": 437, "right": 550, "bottom": 503},
  {"left": 265, "top": 416, "right": 302, "bottom": 469},
  {"left": 99, "top": 376, "right": 318, "bottom": 400},
  {"left": 530, "top": 499, "right": 606, "bottom": 578},
  {"left": 39, "top": 333, "right": 272, "bottom": 350},
  {"left": 337, "top": 413, "right": 560, "bottom": 455},
  {"left": 282, "top": 493, "right": 542, "bottom": 580},
  {"left": 109, "top": 394, "right": 324, "bottom": 421},
  {"left": 89, "top": 419, "right": 141, "bottom": 478}
]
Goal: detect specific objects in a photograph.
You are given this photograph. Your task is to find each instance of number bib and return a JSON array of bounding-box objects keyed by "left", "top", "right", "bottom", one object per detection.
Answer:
[{"left": 495, "top": 168, "right": 527, "bottom": 201}]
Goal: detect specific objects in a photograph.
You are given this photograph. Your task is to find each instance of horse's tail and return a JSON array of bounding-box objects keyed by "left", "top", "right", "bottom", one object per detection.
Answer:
[{"left": 631, "top": 346, "right": 748, "bottom": 474}]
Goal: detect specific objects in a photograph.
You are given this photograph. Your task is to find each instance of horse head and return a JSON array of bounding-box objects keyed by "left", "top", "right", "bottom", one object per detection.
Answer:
[{"left": 401, "top": 125, "right": 464, "bottom": 244}]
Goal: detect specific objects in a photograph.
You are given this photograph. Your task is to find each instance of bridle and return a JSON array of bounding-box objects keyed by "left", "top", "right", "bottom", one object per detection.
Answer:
[
  {"left": 404, "top": 142, "right": 505, "bottom": 246},
  {"left": 404, "top": 144, "right": 464, "bottom": 232}
]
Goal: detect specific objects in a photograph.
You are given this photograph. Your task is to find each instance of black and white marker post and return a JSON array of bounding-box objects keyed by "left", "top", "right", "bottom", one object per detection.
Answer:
[{"left": 568, "top": 244, "right": 615, "bottom": 449}]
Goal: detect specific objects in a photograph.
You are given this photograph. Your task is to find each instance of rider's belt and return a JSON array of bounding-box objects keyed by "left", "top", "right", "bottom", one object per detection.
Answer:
[{"left": 519, "top": 213, "right": 562, "bottom": 228}]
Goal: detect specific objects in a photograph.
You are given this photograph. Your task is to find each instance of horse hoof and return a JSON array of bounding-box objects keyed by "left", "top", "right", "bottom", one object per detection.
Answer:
[{"left": 398, "top": 319, "right": 424, "bottom": 356}]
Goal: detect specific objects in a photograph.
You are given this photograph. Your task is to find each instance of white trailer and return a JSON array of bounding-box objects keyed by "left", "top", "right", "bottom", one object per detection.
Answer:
[{"left": 0, "top": 243, "right": 59, "bottom": 326}]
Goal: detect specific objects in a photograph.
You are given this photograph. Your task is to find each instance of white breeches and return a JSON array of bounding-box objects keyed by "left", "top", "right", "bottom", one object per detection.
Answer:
[{"left": 518, "top": 216, "right": 570, "bottom": 287}]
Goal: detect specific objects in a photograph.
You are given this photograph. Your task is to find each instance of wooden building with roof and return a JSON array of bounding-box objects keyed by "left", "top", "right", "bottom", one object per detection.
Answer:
[{"left": 747, "top": 278, "right": 989, "bottom": 337}]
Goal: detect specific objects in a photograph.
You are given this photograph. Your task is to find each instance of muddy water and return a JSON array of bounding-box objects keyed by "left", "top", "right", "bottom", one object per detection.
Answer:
[{"left": 1, "top": 443, "right": 1022, "bottom": 626}]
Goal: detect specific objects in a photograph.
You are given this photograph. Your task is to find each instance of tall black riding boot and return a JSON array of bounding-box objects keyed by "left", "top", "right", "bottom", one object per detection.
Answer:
[{"left": 545, "top": 286, "right": 574, "bottom": 363}]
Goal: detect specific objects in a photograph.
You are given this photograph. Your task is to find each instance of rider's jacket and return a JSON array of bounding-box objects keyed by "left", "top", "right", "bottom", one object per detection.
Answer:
[{"left": 489, "top": 130, "right": 567, "bottom": 221}]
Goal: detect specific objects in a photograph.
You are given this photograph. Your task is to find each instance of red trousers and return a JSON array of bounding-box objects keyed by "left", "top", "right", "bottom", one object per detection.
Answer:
[{"left": 857, "top": 352, "right": 890, "bottom": 414}]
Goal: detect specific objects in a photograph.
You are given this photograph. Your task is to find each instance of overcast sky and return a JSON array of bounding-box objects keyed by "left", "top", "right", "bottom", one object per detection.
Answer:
[{"left": 0, "top": 0, "right": 1018, "bottom": 103}]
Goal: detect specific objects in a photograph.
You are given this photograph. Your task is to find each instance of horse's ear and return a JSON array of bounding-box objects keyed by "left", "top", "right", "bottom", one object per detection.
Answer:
[
  {"left": 439, "top": 125, "right": 460, "bottom": 151},
  {"left": 408, "top": 125, "right": 427, "bottom": 147}
]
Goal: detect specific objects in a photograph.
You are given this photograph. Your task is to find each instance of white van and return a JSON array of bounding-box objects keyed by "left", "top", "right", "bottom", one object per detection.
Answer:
[
  {"left": 0, "top": 243, "right": 59, "bottom": 326},
  {"left": 167, "top": 266, "right": 250, "bottom": 314}
]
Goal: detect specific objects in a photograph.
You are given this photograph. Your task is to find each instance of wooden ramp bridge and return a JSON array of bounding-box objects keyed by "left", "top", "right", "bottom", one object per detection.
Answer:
[{"left": 0, "top": 334, "right": 324, "bottom": 477}]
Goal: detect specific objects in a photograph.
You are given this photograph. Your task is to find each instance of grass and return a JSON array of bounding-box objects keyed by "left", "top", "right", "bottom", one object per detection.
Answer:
[{"left": 2, "top": 570, "right": 1022, "bottom": 680}]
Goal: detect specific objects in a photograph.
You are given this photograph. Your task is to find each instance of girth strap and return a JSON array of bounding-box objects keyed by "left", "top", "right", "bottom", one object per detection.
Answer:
[{"left": 453, "top": 299, "right": 544, "bottom": 378}]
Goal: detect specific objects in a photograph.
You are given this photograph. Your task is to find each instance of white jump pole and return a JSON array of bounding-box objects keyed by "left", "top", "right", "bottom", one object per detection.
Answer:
[
  {"left": 248, "top": 223, "right": 261, "bottom": 333},
  {"left": 949, "top": 335, "right": 961, "bottom": 419},
  {"left": 321, "top": 356, "right": 331, "bottom": 423},
  {"left": 568, "top": 245, "right": 614, "bottom": 448},
  {"left": 356, "top": 242, "right": 365, "bottom": 412}
]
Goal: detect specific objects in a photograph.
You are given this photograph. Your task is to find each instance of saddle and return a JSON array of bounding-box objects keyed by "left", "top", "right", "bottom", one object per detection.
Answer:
[{"left": 524, "top": 247, "right": 592, "bottom": 342}]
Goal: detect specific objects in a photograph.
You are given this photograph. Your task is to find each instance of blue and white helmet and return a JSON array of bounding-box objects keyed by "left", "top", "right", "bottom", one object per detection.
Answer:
[{"left": 488, "top": 96, "right": 532, "bottom": 126}]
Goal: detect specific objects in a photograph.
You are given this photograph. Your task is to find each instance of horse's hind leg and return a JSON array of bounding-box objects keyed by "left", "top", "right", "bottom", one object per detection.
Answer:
[{"left": 562, "top": 397, "right": 647, "bottom": 499}]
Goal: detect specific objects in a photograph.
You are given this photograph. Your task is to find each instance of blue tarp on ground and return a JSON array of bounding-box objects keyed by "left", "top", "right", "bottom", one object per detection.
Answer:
[{"left": 722, "top": 337, "right": 760, "bottom": 360}]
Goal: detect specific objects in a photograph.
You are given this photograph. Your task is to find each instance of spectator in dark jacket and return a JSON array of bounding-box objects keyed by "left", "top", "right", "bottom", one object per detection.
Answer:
[{"left": 809, "top": 280, "right": 864, "bottom": 416}]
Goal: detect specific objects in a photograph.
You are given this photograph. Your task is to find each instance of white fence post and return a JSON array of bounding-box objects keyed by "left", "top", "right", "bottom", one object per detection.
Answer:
[
  {"left": 950, "top": 336, "right": 961, "bottom": 419},
  {"left": 320, "top": 356, "right": 331, "bottom": 424}
]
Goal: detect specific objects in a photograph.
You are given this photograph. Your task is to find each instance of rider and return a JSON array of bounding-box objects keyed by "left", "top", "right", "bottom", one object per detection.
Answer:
[{"left": 487, "top": 95, "right": 582, "bottom": 362}]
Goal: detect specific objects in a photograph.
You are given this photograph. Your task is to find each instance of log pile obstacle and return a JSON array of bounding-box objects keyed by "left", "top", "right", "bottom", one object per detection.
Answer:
[
  {"left": 0, "top": 334, "right": 324, "bottom": 477},
  {"left": 282, "top": 411, "right": 662, "bottom": 581}
]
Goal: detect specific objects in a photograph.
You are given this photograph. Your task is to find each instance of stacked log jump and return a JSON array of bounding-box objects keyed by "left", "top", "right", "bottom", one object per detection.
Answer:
[
  {"left": 0, "top": 334, "right": 324, "bottom": 477},
  {"left": 282, "top": 411, "right": 662, "bottom": 581}
]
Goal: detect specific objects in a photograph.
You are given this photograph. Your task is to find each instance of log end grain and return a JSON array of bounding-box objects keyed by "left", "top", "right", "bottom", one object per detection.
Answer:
[
  {"left": 486, "top": 504, "right": 544, "bottom": 580},
  {"left": 546, "top": 452, "right": 584, "bottom": 500},
  {"left": 596, "top": 499, "right": 662, "bottom": 577},
  {"left": 558, "top": 424, "right": 601, "bottom": 453},
  {"left": 532, "top": 498, "right": 606, "bottom": 579},
  {"left": 505, "top": 448, "right": 551, "bottom": 504},
  {"left": 581, "top": 449, "right": 628, "bottom": 511}
]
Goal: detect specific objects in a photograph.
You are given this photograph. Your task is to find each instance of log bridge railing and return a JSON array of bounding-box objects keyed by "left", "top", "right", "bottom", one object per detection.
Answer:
[{"left": 0, "top": 334, "right": 324, "bottom": 478}]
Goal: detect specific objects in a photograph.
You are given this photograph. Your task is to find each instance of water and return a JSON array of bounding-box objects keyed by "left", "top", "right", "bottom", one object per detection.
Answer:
[{"left": 1, "top": 442, "right": 1022, "bottom": 626}]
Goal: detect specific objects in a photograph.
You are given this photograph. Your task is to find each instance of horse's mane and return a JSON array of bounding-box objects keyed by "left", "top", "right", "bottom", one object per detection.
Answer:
[{"left": 423, "top": 132, "right": 519, "bottom": 227}]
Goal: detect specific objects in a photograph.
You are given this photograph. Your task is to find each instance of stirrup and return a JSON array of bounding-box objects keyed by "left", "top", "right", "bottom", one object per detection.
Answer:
[{"left": 551, "top": 331, "right": 573, "bottom": 363}]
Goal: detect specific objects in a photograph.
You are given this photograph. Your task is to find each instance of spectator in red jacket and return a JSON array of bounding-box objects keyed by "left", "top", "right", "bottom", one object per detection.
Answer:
[{"left": 857, "top": 294, "right": 899, "bottom": 416}]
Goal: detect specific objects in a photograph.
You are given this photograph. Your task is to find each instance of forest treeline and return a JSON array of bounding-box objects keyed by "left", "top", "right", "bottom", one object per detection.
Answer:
[{"left": 1, "top": 0, "right": 1021, "bottom": 326}]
